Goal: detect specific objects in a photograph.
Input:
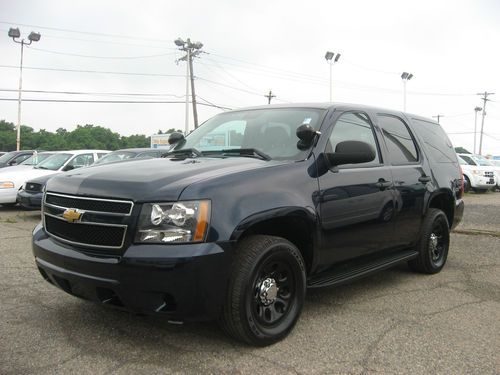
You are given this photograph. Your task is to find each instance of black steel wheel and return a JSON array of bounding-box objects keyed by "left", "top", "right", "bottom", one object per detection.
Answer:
[
  {"left": 220, "top": 235, "right": 306, "bottom": 346},
  {"left": 409, "top": 208, "right": 450, "bottom": 274}
]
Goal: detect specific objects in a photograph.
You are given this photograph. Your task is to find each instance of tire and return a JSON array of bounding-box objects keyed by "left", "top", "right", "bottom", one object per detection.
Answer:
[
  {"left": 463, "top": 176, "right": 471, "bottom": 193},
  {"left": 220, "top": 235, "right": 306, "bottom": 346},
  {"left": 408, "top": 208, "right": 450, "bottom": 274}
]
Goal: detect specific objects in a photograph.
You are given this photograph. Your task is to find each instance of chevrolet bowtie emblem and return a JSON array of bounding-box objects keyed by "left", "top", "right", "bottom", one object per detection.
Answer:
[{"left": 62, "top": 208, "right": 84, "bottom": 223}]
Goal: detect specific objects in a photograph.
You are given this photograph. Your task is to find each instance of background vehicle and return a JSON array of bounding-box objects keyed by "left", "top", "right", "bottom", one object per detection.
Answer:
[
  {"left": 0, "top": 150, "right": 39, "bottom": 169},
  {"left": 33, "top": 104, "right": 463, "bottom": 345},
  {"left": 93, "top": 148, "right": 163, "bottom": 165},
  {"left": 2, "top": 150, "right": 109, "bottom": 207},
  {"left": 458, "top": 154, "right": 497, "bottom": 193}
]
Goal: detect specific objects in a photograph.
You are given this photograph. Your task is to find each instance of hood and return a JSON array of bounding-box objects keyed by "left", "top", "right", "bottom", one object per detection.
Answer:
[
  {"left": 46, "top": 157, "right": 279, "bottom": 201},
  {"left": 0, "top": 166, "right": 58, "bottom": 186}
]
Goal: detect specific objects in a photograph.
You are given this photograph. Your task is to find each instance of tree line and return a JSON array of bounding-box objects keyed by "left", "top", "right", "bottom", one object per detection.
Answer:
[{"left": 0, "top": 120, "right": 152, "bottom": 151}]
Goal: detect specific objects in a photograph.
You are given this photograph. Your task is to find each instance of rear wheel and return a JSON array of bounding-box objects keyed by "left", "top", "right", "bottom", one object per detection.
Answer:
[
  {"left": 409, "top": 208, "right": 450, "bottom": 274},
  {"left": 220, "top": 235, "right": 306, "bottom": 346}
]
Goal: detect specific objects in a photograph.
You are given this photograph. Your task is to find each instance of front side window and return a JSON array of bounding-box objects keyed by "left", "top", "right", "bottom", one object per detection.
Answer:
[
  {"left": 378, "top": 115, "right": 418, "bottom": 164},
  {"left": 459, "top": 155, "right": 477, "bottom": 166},
  {"left": 67, "top": 154, "right": 95, "bottom": 169},
  {"left": 326, "top": 112, "right": 381, "bottom": 167},
  {"left": 175, "top": 108, "right": 325, "bottom": 160}
]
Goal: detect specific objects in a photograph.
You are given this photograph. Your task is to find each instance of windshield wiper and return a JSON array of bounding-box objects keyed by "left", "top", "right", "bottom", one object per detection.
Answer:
[
  {"left": 35, "top": 166, "right": 49, "bottom": 170},
  {"left": 162, "top": 148, "right": 203, "bottom": 159},
  {"left": 205, "top": 148, "right": 271, "bottom": 161}
]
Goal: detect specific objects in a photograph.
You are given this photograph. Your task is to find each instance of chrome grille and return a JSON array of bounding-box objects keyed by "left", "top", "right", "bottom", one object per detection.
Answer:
[{"left": 43, "top": 192, "right": 133, "bottom": 249}]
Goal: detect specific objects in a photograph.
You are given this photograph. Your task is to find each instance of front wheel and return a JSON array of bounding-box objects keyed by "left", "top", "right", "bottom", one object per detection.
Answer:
[
  {"left": 220, "top": 235, "right": 306, "bottom": 346},
  {"left": 409, "top": 208, "right": 450, "bottom": 274}
]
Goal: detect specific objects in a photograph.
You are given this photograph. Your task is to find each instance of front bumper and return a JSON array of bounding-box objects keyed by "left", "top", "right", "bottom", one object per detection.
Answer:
[
  {"left": 0, "top": 187, "right": 17, "bottom": 204},
  {"left": 32, "top": 224, "right": 234, "bottom": 321},
  {"left": 470, "top": 175, "right": 496, "bottom": 189},
  {"left": 17, "top": 189, "right": 43, "bottom": 209}
]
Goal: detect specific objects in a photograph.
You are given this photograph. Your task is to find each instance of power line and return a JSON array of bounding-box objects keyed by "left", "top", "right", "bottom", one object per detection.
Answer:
[
  {"left": 0, "top": 88, "right": 186, "bottom": 98},
  {"left": 0, "top": 20, "right": 173, "bottom": 44},
  {"left": 0, "top": 97, "right": 228, "bottom": 109},
  {"left": 26, "top": 46, "right": 178, "bottom": 60},
  {"left": 0, "top": 64, "right": 185, "bottom": 78}
]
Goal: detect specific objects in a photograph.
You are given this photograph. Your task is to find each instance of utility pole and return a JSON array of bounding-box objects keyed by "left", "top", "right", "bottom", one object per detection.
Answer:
[
  {"left": 175, "top": 38, "right": 204, "bottom": 132},
  {"left": 8, "top": 28, "right": 41, "bottom": 150},
  {"left": 477, "top": 92, "right": 494, "bottom": 155},
  {"left": 473, "top": 106, "right": 482, "bottom": 154},
  {"left": 432, "top": 114, "right": 444, "bottom": 124},
  {"left": 265, "top": 90, "right": 276, "bottom": 104}
]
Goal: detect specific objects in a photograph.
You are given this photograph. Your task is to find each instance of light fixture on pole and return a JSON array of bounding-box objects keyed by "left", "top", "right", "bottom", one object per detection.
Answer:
[
  {"left": 175, "top": 38, "right": 204, "bottom": 134},
  {"left": 8, "top": 27, "right": 41, "bottom": 151},
  {"left": 325, "top": 51, "right": 341, "bottom": 102},
  {"left": 473, "top": 106, "right": 482, "bottom": 154},
  {"left": 401, "top": 72, "right": 413, "bottom": 112}
]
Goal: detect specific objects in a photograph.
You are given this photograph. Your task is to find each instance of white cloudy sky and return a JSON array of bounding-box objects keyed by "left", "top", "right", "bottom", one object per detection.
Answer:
[{"left": 0, "top": 0, "right": 499, "bottom": 154}]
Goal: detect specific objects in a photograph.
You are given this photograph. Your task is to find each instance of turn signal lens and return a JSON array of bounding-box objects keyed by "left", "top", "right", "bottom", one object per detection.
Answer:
[{"left": 0, "top": 181, "right": 15, "bottom": 189}]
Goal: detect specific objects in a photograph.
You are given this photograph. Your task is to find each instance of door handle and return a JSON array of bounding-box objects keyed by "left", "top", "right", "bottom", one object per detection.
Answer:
[
  {"left": 418, "top": 175, "right": 431, "bottom": 183},
  {"left": 376, "top": 179, "right": 392, "bottom": 189}
]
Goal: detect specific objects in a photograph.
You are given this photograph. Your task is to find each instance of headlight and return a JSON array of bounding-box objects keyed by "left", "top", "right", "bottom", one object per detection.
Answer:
[
  {"left": 135, "top": 200, "right": 211, "bottom": 243},
  {"left": 0, "top": 181, "right": 15, "bottom": 189},
  {"left": 471, "top": 170, "right": 482, "bottom": 175}
]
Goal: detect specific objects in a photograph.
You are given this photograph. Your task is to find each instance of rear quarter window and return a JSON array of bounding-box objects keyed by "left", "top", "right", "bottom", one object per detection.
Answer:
[{"left": 411, "top": 118, "right": 457, "bottom": 163}]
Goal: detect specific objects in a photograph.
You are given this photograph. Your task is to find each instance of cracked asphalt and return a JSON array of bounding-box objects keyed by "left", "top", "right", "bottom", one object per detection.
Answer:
[{"left": 0, "top": 193, "right": 499, "bottom": 374}]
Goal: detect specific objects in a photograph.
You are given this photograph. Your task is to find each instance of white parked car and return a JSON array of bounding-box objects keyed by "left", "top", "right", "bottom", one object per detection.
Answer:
[
  {"left": 457, "top": 154, "right": 497, "bottom": 193},
  {"left": 0, "top": 150, "right": 109, "bottom": 206}
]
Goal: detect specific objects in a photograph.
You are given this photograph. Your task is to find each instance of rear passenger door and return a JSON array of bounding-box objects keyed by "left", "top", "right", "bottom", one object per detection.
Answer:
[
  {"left": 376, "top": 114, "right": 427, "bottom": 247},
  {"left": 317, "top": 111, "right": 396, "bottom": 265}
]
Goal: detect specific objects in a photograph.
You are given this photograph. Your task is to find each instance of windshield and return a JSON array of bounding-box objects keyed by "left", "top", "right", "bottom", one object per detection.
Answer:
[
  {"left": 20, "top": 153, "right": 54, "bottom": 165},
  {"left": 174, "top": 108, "right": 325, "bottom": 160},
  {"left": 472, "top": 156, "right": 493, "bottom": 166},
  {"left": 459, "top": 155, "right": 477, "bottom": 166},
  {"left": 34, "top": 153, "right": 72, "bottom": 170},
  {"left": 0, "top": 151, "right": 17, "bottom": 164},
  {"left": 94, "top": 151, "right": 136, "bottom": 165}
]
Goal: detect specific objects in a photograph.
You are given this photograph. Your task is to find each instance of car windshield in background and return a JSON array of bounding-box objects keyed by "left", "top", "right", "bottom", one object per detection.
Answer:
[
  {"left": 174, "top": 108, "right": 325, "bottom": 160},
  {"left": 472, "top": 156, "right": 493, "bottom": 166},
  {"left": 94, "top": 151, "right": 136, "bottom": 165},
  {"left": 0, "top": 151, "right": 17, "bottom": 163},
  {"left": 34, "top": 153, "right": 72, "bottom": 170},
  {"left": 459, "top": 155, "right": 477, "bottom": 166},
  {"left": 20, "top": 153, "right": 54, "bottom": 165}
]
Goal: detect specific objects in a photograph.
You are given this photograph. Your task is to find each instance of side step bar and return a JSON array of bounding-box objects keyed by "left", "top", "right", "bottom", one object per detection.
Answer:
[{"left": 307, "top": 249, "right": 418, "bottom": 288}]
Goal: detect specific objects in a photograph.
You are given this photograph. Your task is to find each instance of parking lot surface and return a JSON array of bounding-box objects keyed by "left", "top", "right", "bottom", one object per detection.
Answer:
[{"left": 1, "top": 193, "right": 499, "bottom": 374}]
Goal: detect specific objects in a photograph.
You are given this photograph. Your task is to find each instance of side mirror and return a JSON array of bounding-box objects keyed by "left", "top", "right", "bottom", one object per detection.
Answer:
[
  {"left": 168, "top": 132, "right": 185, "bottom": 145},
  {"left": 327, "top": 141, "right": 375, "bottom": 166},
  {"left": 296, "top": 124, "right": 319, "bottom": 150},
  {"left": 63, "top": 165, "right": 75, "bottom": 172},
  {"left": 9, "top": 160, "right": 18, "bottom": 166}
]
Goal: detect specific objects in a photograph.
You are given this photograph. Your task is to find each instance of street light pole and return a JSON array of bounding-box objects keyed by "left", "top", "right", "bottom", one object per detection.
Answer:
[
  {"left": 325, "top": 51, "right": 341, "bottom": 102},
  {"left": 473, "top": 106, "right": 482, "bottom": 154},
  {"left": 477, "top": 91, "right": 494, "bottom": 155},
  {"left": 175, "top": 38, "right": 204, "bottom": 133},
  {"left": 401, "top": 72, "right": 413, "bottom": 112},
  {"left": 8, "top": 28, "right": 41, "bottom": 150}
]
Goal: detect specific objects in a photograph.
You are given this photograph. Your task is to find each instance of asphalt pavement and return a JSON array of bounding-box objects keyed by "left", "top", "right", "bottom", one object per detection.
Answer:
[{"left": 0, "top": 193, "right": 498, "bottom": 374}]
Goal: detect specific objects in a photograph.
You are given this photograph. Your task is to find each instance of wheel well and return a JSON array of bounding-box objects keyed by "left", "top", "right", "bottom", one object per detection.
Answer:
[
  {"left": 428, "top": 193, "right": 454, "bottom": 227},
  {"left": 239, "top": 216, "right": 314, "bottom": 274}
]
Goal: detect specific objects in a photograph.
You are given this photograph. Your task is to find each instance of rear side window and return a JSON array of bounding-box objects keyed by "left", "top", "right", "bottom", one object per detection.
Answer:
[
  {"left": 378, "top": 115, "right": 418, "bottom": 165},
  {"left": 411, "top": 118, "right": 457, "bottom": 163}
]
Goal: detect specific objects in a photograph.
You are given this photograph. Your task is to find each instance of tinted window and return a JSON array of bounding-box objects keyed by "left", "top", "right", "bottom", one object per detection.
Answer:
[
  {"left": 378, "top": 115, "right": 418, "bottom": 164},
  {"left": 459, "top": 155, "right": 477, "bottom": 166},
  {"left": 12, "top": 154, "right": 32, "bottom": 164},
  {"left": 411, "top": 118, "right": 457, "bottom": 163},
  {"left": 327, "top": 112, "right": 380, "bottom": 167}
]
